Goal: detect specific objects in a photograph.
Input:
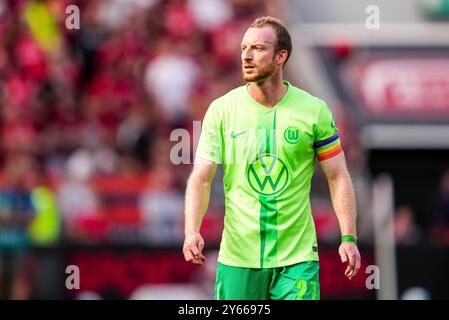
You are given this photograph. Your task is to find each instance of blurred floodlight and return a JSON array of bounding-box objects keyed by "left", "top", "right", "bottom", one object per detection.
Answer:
[
  {"left": 129, "top": 284, "right": 210, "bottom": 300},
  {"left": 401, "top": 287, "right": 431, "bottom": 300}
]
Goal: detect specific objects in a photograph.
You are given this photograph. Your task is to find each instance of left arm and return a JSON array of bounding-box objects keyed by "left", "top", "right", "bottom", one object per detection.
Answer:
[{"left": 319, "top": 152, "right": 361, "bottom": 280}]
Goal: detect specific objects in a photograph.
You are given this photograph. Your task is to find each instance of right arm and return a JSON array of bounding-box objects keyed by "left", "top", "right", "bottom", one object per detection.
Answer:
[{"left": 183, "top": 157, "right": 218, "bottom": 265}]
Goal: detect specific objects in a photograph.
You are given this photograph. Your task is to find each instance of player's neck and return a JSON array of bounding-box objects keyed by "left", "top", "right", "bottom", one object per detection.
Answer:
[{"left": 247, "top": 75, "right": 287, "bottom": 108}]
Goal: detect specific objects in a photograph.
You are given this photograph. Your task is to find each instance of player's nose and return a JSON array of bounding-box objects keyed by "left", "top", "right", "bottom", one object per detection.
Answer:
[{"left": 241, "top": 49, "right": 253, "bottom": 62}]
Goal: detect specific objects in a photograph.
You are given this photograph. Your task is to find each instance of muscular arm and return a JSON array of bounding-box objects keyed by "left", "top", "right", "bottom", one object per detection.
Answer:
[
  {"left": 183, "top": 157, "right": 218, "bottom": 265},
  {"left": 319, "top": 152, "right": 361, "bottom": 279},
  {"left": 320, "top": 152, "right": 357, "bottom": 237}
]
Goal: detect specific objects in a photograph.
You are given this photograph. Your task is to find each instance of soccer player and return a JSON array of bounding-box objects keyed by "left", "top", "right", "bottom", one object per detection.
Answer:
[{"left": 183, "top": 16, "right": 361, "bottom": 300}]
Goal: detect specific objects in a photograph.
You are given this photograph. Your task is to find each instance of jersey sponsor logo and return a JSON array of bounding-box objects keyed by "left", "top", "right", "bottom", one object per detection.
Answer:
[
  {"left": 247, "top": 154, "right": 289, "bottom": 196},
  {"left": 283, "top": 126, "right": 302, "bottom": 144},
  {"left": 230, "top": 130, "right": 248, "bottom": 138}
]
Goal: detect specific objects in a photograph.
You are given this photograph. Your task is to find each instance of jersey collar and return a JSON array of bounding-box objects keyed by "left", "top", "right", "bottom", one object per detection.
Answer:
[{"left": 244, "top": 80, "right": 292, "bottom": 112}]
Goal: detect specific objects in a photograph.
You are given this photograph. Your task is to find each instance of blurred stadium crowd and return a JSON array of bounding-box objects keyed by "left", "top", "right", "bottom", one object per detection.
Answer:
[{"left": 0, "top": 0, "right": 448, "bottom": 300}]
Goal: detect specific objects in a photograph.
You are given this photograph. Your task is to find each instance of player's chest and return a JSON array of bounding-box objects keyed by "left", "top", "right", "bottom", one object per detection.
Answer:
[{"left": 222, "top": 107, "right": 315, "bottom": 156}]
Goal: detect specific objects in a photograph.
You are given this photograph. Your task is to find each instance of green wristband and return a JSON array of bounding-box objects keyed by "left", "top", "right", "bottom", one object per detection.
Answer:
[{"left": 341, "top": 235, "right": 357, "bottom": 244}]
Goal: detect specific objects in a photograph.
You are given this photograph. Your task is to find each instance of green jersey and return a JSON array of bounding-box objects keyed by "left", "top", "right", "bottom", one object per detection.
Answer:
[{"left": 196, "top": 80, "right": 343, "bottom": 268}]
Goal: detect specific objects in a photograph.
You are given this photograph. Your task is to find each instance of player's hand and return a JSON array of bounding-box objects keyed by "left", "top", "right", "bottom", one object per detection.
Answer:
[
  {"left": 338, "top": 242, "right": 361, "bottom": 280},
  {"left": 183, "top": 232, "right": 206, "bottom": 265}
]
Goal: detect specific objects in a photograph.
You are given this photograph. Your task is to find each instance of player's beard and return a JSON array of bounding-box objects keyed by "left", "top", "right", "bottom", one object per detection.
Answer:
[{"left": 242, "top": 59, "right": 276, "bottom": 83}]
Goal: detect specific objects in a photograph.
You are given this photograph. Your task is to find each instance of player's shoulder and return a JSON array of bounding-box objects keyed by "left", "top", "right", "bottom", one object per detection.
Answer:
[
  {"left": 288, "top": 83, "right": 326, "bottom": 107},
  {"left": 288, "top": 83, "right": 331, "bottom": 117}
]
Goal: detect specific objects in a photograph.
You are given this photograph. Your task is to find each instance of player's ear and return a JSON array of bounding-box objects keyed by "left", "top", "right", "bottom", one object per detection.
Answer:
[{"left": 276, "top": 50, "right": 288, "bottom": 65}]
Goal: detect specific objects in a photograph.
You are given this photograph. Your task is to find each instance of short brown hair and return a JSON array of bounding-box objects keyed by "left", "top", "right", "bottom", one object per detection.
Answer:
[{"left": 250, "top": 16, "right": 292, "bottom": 66}]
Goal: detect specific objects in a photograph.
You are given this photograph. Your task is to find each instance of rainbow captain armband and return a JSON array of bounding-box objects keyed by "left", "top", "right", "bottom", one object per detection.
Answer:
[
  {"left": 314, "top": 134, "right": 343, "bottom": 161},
  {"left": 341, "top": 235, "right": 357, "bottom": 244}
]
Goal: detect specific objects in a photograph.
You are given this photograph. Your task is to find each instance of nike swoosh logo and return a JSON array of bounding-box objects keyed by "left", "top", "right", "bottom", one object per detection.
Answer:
[{"left": 230, "top": 130, "right": 248, "bottom": 138}]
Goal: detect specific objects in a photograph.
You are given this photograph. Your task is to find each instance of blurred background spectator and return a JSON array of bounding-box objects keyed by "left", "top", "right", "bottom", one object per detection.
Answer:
[
  {"left": 138, "top": 162, "right": 184, "bottom": 245},
  {"left": 394, "top": 205, "right": 423, "bottom": 246},
  {"left": 430, "top": 169, "right": 449, "bottom": 244},
  {"left": 0, "top": 153, "right": 35, "bottom": 299}
]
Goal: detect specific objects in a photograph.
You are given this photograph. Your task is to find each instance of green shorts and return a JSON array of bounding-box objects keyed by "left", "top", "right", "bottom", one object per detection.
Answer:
[{"left": 215, "top": 260, "right": 320, "bottom": 300}]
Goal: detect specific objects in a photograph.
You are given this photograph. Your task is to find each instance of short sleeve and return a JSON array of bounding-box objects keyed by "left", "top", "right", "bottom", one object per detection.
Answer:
[
  {"left": 313, "top": 100, "right": 343, "bottom": 161},
  {"left": 195, "top": 102, "right": 222, "bottom": 164}
]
